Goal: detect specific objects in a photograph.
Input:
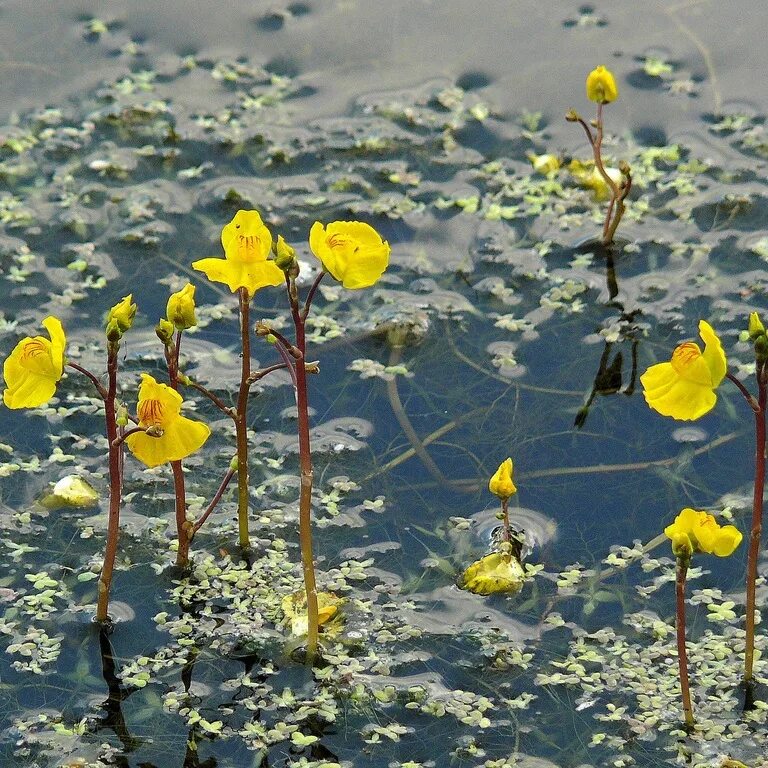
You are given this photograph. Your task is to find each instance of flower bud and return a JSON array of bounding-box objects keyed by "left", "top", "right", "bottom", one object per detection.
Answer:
[
  {"left": 273, "top": 235, "right": 297, "bottom": 271},
  {"left": 586, "top": 65, "right": 619, "bottom": 104},
  {"left": 565, "top": 109, "right": 580, "bottom": 122},
  {"left": 489, "top": 458, "right": 516, "bottom": 500},
  {"left": 166, "top": 283, "right": 197, "bottom": 331},
  {"left": 155, "top": 318, "right": 174, "bottom": 345},
  {"left": 749, "top": 311, "right": 765, "bottom": 340},
  {"left": 106, "top": 295, "right": 137, "bottom": 338},
  {"left": 670, "top": 532, "right": 693, "bottom": 562}
]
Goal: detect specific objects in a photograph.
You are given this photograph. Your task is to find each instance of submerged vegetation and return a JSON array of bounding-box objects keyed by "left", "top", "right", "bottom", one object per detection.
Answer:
[{"left": 1, "top": 24, "right": 768, "bottom": 768}]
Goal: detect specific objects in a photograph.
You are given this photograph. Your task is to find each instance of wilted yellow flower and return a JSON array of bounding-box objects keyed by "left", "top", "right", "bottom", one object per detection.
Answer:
[
  {"left": 192, "top": 210, "right": 284, "bottom": 296},
  {"left": 586, "top": 65, "right": 619, "bottom": 104},
  {"left": 106, "top": 295, "right": 137, "bottom": 339},
  {"left": 166, "top": 283, "right": 197, "bottom": 331},
  {"left": 640, "top": 320, "right": 726, "bottom": 421},
  {"left": 3, "top": 316, "right": 66, "bottom": 409},
  {"left": 281, "top": 591, "right": 343, "bottom": 637},
  {"left": 527, "top": 152, "right": 561, "bottom": 176},
  {"left": 489, "top": 458, "right": 516, "bottom": 499},
  {"left": 461, "top": 552, "right": 525, "bottom": 596},
  {"left": 309, "top": 220, "right": 390, "bottom": 289},
  {"left": 568, "top": 159, "right": 622, "bottom": 201},
  {"left": 125, "top": 374, "right": 211, "bottom": 468},
  {"left": 664, "top": 508, "right": 742, "bottom": 558},
  {"left": 42, "top": 475, "right": 99, "bottom": 509}
]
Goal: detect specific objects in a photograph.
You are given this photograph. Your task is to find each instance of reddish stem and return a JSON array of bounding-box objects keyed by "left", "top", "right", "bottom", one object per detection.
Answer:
[
  {"left": 96, "top": 344, "right": 122, "bottom": 623},
  {"left": 289, "top": 276, "right": 319, "bottom": 660},
  {"left": 235, "top": 288, "right": 252, "bottom": 551},
  {"left": 744, "top": 366, "right": 767, "bottom": 688},
  {"left": 192, "top": 466, "right": 237, "bottom": 536},
  {"left": 675, "top": 558, "right": 695, "bottom": 730}
]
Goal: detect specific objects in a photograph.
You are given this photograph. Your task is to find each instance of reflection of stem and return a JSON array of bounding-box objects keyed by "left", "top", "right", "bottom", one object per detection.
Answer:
[
  {"left": 289, "top": 277, "right": 319, "bottom": 661},
  {"left": 743, "top": 366, "right": 766, "bottom": 692},
  {"left": 675, "top": 558, "right": 695, "bottom": 730},
  {"left": 96, "top": 344, "right": 122, "bottom": 623},
  {"left": 97, "top": 626, "right": 140, "bottom": 752},
  {"left": 386, "top": 344, "right": 446, "bottom": 484},
  {"left": 235, "top": 288, "right": 252, "bottom": 551}
]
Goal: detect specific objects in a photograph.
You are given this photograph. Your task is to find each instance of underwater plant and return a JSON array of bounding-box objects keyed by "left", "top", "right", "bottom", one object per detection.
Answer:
[
  {"left": 642, "top": 315, "right": 767, "bottom": 697},
  {"left": 566, "top": 64, "right": 632, "bottom": 245},
  {"left": 665, "top": 508, "right": 742, "bottom": 728}
]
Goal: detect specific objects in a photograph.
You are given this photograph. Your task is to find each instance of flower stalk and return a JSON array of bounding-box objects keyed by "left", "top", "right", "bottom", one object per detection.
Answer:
[{"left": 675, "top": 555, "right": 695, "bottom": 731}]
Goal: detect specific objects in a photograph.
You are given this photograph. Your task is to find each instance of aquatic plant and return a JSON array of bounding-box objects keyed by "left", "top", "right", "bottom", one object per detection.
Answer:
[
  {"left": 567, "top": 64, "right": 632, "bottom": 245},
  {"left": 461, "top": 458, "right": 525, "bottom": 596},
  {"left": 642, "top": 316, "right": 767, "bottom": 697},
  {"left": 665, "top": 508, "right": 742, "bottom": 728}
]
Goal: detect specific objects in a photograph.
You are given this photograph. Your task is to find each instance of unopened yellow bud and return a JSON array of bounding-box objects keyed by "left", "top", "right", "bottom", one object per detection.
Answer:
[
  {"left": 489, "top": 458, "right": 516, "bottom": 499},
  {"left": 166, "top": 283, "right": 197, "bottom": 331},
  {"left": 106, "top": 295, "right": 137, "bottom": 338},
  {"left": 156, "top": 318, "right": 175, "bottom": 345},
  {"left": 586, "top": 65, "right": 618, "bottom": 104},
  {"left": 749, "top": 311, "right": 765, "bottom": 340},
  {"left": 273, "top": 235, "right": 297, "bottom": 271}
]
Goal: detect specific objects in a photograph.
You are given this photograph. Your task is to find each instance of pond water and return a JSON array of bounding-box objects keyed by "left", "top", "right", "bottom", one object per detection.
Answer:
[{"left": 1, "top": 1, "right": 768, "bottom": 766}]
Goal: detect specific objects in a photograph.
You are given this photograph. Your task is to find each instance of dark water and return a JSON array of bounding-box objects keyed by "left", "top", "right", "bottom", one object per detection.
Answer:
[{"left": 1, "top": 2, "right": 768, "bottom": 766}]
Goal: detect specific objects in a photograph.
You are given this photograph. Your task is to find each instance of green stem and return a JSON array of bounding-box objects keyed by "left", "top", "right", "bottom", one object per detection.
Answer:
[
  {"left": 675, "top": 558, "right": 695, "bottom": 730},
  {"left": 501, "top": 497, "right": 511, "bottom": 543},
  {"left": 96, "top": 343, "right": 122, "bottom": 623},
  {"left": 744, "top": 365, "right": 767, "bottom": 690},
  {"left": 289, "top": 277, "right": 319, "bottom": 661},
  {"left": 236, "top": 287, "right": 252, "bottom": 551}
]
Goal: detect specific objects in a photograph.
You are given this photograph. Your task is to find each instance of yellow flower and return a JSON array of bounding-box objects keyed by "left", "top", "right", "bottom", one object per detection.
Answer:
[
  {"left": 664, "top": 508, "right": 742, "bottom": 558},
  {"left": 309, "top": 221, "right": 390, "bottom": 289},
  {"left": 106, "top": 295, "right": 137, "bottom": 339},
  {"left": 461, "top": 552, "right": 525, "bottom": 596},
  {"left": 568, "top": 159, "right": 622, "bottom": 201},
  {"left": 586, "top": 65, "right": 619, "bottom": 104},
  {"left": 192, "top": 210, "right": 284, "bottom": 296},
  {"left": 125, "top": 374, "right": 211, "bottom": 468},
  {"left": 489, "top": 458, "right": 516, "bottom": 499},
  {"left": 166, "top": 283, "right": 197, "bottom": 331},
  {"left": 3, "top": 316, "right": 66, "bottom": 409},
  {"left": 640, "top": 320, "right": 726, "bottom": 421}
]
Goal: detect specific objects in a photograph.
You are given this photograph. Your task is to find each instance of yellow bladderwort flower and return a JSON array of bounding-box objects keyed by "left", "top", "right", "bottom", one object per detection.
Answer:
[
  {"left": 527, "top": 152, "right": 561, "bottom": 176},
  {"left": 664, "top": 508, "right": 742, "bottom": 558},
  {"left": 489, "top": 458, "right": 516, "bottom": 499},
  {"left": 106, "top": 295, "right": 137, "bottom": 341},
  {"left": 281, "top": 591, "right": 344, "bottom": 637},
  {"left": 309, "top": 220, "right": 391, "bottom": 289},
  {"left": 125, "top": 374, "right": 211, "bottom": 468},
  {"left": 3, "top": 316, "right": 66, "bottom": 409},
  {"left": 640, "top": 320, "right": 727, "bottom": 421},
  {"left": 461, "top": 551, "right": 525, "bottom": 596},
  {"left": 586, "top": 65, "right": 619, "bottom": 104},
  {"left": 192, "top": 210, "right": 284, "bottom": 296},
  {"left": 166, "top": 283, "right": 197, "bottom": 331}
]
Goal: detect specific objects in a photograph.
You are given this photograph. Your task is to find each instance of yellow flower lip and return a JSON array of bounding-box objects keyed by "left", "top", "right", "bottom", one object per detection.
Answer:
[
  {"left": 586, "top": 65, "right": 619, "bottom": 104},
  {"left": 192, "top": 210, "right": 284, "bottom": 296},
  {"left": 640, "top": 320, "right": 726, "bottom": 421},
  {"left": 309, "top": 220, "right": 390, "bottom": 289},
  {"left": 664, "top": 507, "right": 742, "bottom": 558},
  {"left": 3, "top": 316, "right": 66, "bottom": 409},
  {"left": 460, "top": 551, "right": 525, "bottom": 595},
  {"left": 125, "top": 374, "right": 210, "bottom": 468}
]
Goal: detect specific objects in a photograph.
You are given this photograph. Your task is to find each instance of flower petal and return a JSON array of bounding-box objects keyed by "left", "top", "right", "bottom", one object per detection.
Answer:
[{"left": 699, "top": 320, "right": 727, "bottom": 387}]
